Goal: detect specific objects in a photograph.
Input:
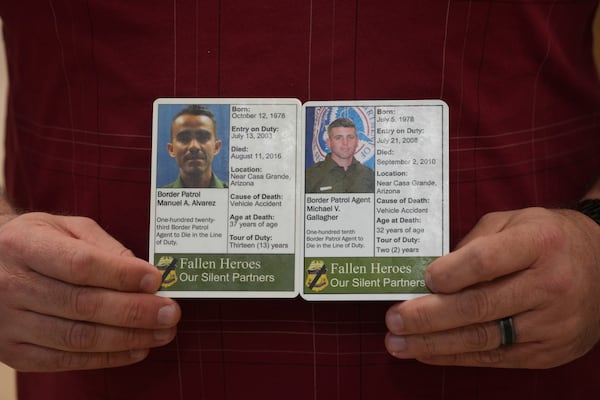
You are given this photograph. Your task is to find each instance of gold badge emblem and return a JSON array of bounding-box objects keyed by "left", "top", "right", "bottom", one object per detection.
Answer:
[
  {"left": 305, "top": 260, "right": 329, "bottom": 292},
  {"left": 156, "top": 256, "right": 178, "bottom": 288}
]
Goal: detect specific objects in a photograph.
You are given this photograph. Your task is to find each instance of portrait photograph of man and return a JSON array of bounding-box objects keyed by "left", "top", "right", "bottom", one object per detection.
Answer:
[
  {"left": 305, "top": 106, "right": 375, "bottom": 193},
  {"left": 156, "top": 103, "right": 229, "bottom": 188}
]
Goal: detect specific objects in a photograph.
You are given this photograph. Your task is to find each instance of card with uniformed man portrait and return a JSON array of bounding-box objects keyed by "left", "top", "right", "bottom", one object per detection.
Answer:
[
  {"left": 149, "top": 98, "right": 448, "bottom": 300},
  {"left": 301, "top": 100, "right": 449, "bottom": 301},
  {"left": 149, "top": 98, "right": 302, "bottom": 298}
]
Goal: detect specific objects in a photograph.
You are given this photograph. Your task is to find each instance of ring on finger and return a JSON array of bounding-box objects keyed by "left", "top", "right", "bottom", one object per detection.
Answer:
[{"left": 498, "top": 316, "right": 516, "bottom": 347}]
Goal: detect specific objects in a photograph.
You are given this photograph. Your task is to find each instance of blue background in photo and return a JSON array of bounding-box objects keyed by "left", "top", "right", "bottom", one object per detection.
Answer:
[{"left": 156, "top": 103, "right": 230, "bottom": 187}]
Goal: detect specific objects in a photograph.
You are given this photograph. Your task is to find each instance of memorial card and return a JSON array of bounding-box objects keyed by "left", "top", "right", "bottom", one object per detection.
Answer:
[
  {"left": 301, "top": 101, "right": 448, "bottom": 300},
  {"left": 149, "top": 99, "right": 448, "bottom": 300},
  {"left": 150, "top": 98, "right": 301, "bottom": 298}
]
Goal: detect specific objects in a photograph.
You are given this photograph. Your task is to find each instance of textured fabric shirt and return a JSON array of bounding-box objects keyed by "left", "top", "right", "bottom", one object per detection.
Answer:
[
  {"left": 1, "top": 1, "right": 600, "bottom": 399},
  {"left": 305, "top": 154, "right": 375, "bottom": 193}
]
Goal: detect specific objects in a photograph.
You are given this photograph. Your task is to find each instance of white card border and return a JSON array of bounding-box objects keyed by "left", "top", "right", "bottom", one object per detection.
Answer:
[
  {"left": 150, "top": 98, "right": 302, "bottom": 298},
  {"left": 299, "top": 99, "right": 449, "bottom": 301}
]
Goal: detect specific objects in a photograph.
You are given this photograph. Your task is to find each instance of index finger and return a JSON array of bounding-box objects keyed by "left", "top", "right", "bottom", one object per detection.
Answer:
[
  {"left": 426, "top": 222, "right": 544, "bottom": 294},
  {"left": 7, "top": 216, "right": 161, "bottom": 293}
]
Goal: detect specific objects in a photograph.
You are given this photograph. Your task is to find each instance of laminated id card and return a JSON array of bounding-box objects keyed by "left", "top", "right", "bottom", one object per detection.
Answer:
[
  {"left": 300, "top": 101, "right": 449, "bottom": 301},
  {"left": 149, "top": 98, "right": 301, "bottom": 298},
  {"left": 149, "top": 98, "right": 448, "bottom": 300}
]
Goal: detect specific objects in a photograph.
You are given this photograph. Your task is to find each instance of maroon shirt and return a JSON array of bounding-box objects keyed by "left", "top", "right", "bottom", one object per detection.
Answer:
[{"left": 2, "top": 1, "right": 600, "bottom": 399}]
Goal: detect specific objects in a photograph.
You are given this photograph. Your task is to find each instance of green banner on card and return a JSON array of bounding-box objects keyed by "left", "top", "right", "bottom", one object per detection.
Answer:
[
  {"left": 155, "top": 253, "right": 295, "bottom": 292},
  {"left": 303, "top": 256, "right": 435, "bottom": 295}
]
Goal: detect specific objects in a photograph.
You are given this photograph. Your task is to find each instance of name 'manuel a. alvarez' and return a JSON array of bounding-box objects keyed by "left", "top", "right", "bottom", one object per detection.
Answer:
[{"left": 156, "top": 190, "right": 216, "bottom": 206}]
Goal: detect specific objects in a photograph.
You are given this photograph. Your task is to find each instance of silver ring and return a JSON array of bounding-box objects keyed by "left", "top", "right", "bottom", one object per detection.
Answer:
[{"left": 499, "top": 317, "right": 516, "bottom": 347}]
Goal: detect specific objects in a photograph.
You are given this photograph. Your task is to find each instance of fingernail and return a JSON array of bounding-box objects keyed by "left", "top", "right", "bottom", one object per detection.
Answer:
[
  {"left": 157, "top": 304, "right": 177, "bottom": 326},
  {"left": 387, "top": 335, "right": 407, "bottom": 353},
  {"left": 154, "top": 329, "right": 172, "bottom": 342},
  {"left": 386, "top": 312, "right": 404, "bottom": 332},
  {"left": 424, "top": 270, "right": 436, "bottom": 292},
  {"left": 140, "top": 273, "right": 159, "bottom": 293},
  {"left": 129, "top": 349, "right": 148, "bottom": 360}
]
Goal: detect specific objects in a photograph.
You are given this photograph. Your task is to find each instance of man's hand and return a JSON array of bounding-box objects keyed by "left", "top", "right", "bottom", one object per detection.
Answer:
[
  {"left": 385, "top": 207, "right": 600, "bottom": 368},
  {"left": 0, "top": 212, "right": 181, "bottom": 372}
]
